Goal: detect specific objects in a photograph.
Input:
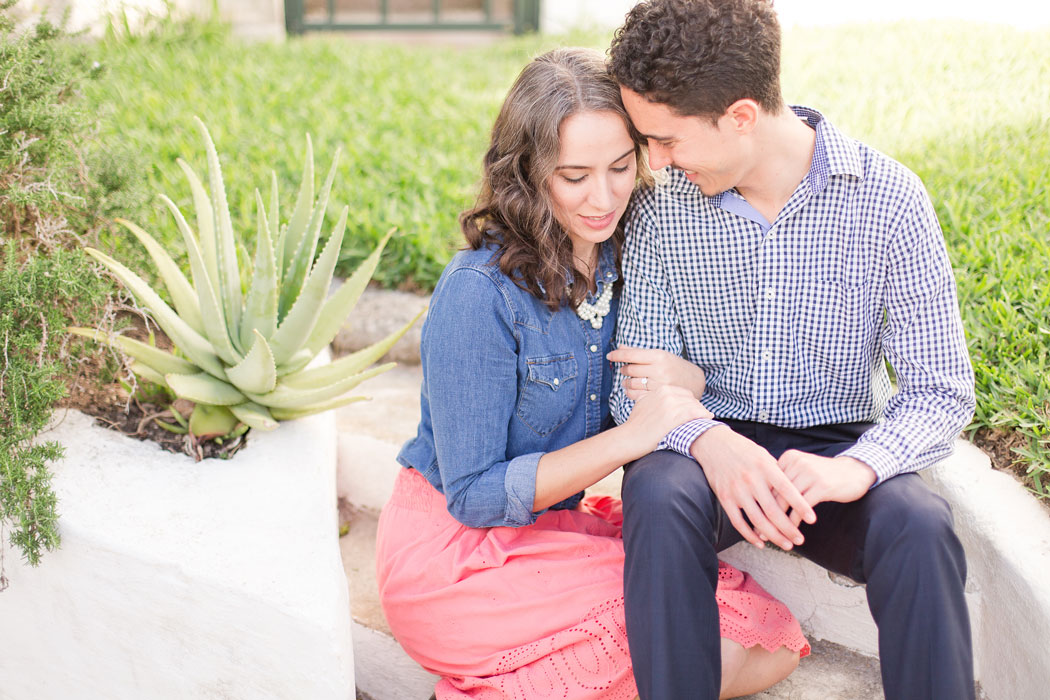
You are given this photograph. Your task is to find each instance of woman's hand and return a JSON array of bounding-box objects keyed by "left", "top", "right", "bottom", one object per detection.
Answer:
[
  {"left": 620, "top": 385, "right": 713, "bottom": 454},
  {"left": 607, "top": 346, "right": 707, "bottom": 400}
]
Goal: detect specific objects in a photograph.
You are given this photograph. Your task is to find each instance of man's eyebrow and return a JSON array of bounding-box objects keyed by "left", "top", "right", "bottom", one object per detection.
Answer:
[{"left": 555, "top": 148, "right": 635, "bottom": 170}]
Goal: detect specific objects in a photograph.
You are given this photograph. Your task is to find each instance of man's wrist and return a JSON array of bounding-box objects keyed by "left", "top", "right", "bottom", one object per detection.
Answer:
[{"left": 837, "top": 455, "right": 878, "bottom": 492}]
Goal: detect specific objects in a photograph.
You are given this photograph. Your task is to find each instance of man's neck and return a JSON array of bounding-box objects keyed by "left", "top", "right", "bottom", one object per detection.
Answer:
[{"left": 734, "top": 110, "right": 816, "bottom": 225}]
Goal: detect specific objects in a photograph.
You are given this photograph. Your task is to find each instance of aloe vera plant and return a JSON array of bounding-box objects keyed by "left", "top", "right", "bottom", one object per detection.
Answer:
[{"left": 71, "top": 118, "right": 421, "bottom": 440}]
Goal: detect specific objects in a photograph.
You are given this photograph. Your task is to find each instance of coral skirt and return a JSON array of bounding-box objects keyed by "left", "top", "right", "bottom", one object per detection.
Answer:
[{"left": 376, "top": 467, "right": 809, "bottom": 700}]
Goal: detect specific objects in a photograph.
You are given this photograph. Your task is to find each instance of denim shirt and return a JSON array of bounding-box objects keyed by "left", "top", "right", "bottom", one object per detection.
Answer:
[{"left": 397, "top": 242, "right": 620, "bottom": 528}]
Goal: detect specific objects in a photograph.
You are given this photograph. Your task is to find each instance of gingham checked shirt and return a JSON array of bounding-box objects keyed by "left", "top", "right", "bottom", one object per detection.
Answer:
[{"left": 610, "top": 106, "right": 975, "bottom": 485}]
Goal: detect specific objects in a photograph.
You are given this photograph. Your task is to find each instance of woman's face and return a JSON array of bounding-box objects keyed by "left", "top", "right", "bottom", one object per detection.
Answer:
[{"left": 549, "top": 110, "right": 638, "bottom": 266}]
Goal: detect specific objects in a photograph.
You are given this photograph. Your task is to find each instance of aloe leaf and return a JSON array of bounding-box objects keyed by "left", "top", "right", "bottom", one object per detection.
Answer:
[
  {"left": 188, "top": 403, "right": 240, "bottom": 439},
  {"left": 129, "top": 360, "right": 169, "bottom": 388},
  {"left": 276, "top": 348, "right": 314, "bottom": 375},
  {"left": 270, "top": 394, "right": 370, "bottom": 421},
  {"left": 304, "top": 228, "right": 396, "bottom": 356},
  {"left": 228, "top": 401, "right": 278, "bottom": 431},
  {"left": 269, "top": 171, "right": 280, "bottom": 247},
  {"left": 176, "top": 158, "right": 219, "bottom": 292},
  {"left": 280, "top": 135, "right": 315, "bottom": 284},
  {"left": 247, "top": 362, "right": 393, "bottom": 409},
  {"left": 286, "top": 309, "right": 423, "bottom": 390},
  {"left": 165, "top": 371, "right": 246, "bottom": 406},
  {"left": 268, "top": 206, "right": 349, "bottom": 366},
  {"left": 225, "top": 329, "right": 277, "bottom": 395},
  {"left": 69, "top": 327, "right": 197, "bottom": 375},
  {"left": 193, "top": 117, "right": 242, "bottom": 336},
  {"left": 280, "top": 148, "right": 341, "bottom": 318},
  {"left": 159, "top": 194, "right": 242, "bottom": 366},
  {"left": 114, "top": 218, "right": 205, "bottom": 335},
  {"left": 85, "top": 247, "right": 226, "bottom": 379},
  {"left": 240, "top": 190, "right": 278, "bottom": 350}
]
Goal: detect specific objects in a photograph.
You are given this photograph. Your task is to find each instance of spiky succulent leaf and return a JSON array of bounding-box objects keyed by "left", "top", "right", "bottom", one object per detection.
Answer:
[
  {"left": 305, "top": 228, "right": 396, "bottom": 356},
  {"left": 159, "top": 194, "right": 242, "bottom": 366},
  {"left": 279, "top": 135, "right": 314, "bottom": 284},
  {"left": 225, "top": 329, "right": 277, "bottom": 395},
  {"left": 229, "top": 401, "right": 278, "bottom": 431},
  {"left": 246, "top": 362, "right": 394, "bottom": 409},
  {"left": 189, "top": 403, "right": 239, "bottom": 439},
  {"left": 285, "top": 309, "right": 423, "bottom": 390},
  {"left": 129, "top": 361, "right": 169, "bottom": 388},
  {"left": 68, "top": 327, "right": 197, "bottom": 376},
  {"left": 268, "top": 205, "right": 349, "bottom": 366},
  {"left": 280, "top": 149, "right": 341, "bottom": 316},
  {"left": 270, "top": 395, "right": 370, "bottom": 421},
  {"left": 85, "top": 247, "right": 226, "bottom": 378},
  {"left": 165, "top": 371, "right": 246, "bottom": 406},
  {"left": 114, "top": 218, "right": 204, "bottom": 334},
  {"left": 239, "top": 190, "right": 278, "bottom": 349},
  {"left": 276, "top": 348, "right": 313, "bottom": 375},
  {"left": 176, "top": 157, "right": 219, "bottom": 291},
  {"left": 193, "top": 117, "right": 242, "bottom": 336}
]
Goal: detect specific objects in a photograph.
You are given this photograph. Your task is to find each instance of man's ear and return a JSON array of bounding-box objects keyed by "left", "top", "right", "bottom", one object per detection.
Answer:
[{"left": 722, "top": 99, "right": 760, "bottom": 134}]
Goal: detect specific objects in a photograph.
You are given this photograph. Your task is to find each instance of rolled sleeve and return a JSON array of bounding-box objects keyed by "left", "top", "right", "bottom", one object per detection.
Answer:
[
  {"left": 658, "top": 418, "right": 726, "bottom": 457},
  {"left": 503, "top": 452, "right": 545, "bottom": 526}
]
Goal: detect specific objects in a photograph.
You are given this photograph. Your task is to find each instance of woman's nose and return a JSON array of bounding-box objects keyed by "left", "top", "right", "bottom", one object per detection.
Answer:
[{"left": 588, "top": 177, "right": 614, "bottom": 210}]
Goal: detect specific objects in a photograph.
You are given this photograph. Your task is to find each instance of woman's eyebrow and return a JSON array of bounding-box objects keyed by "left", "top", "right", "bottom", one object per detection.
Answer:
[{"left": 555, "top": 148, "right": 635, "bottom": 171}]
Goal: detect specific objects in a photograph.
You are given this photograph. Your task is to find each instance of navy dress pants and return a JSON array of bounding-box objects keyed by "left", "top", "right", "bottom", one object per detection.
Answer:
[{"left": 620, "top": 420, "right": 974, "bottom": 700}]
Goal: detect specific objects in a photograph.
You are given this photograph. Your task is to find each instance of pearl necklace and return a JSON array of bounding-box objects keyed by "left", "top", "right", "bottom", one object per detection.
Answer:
[{"left": 576, "top": 282, "right": 614, "bottom": 329}]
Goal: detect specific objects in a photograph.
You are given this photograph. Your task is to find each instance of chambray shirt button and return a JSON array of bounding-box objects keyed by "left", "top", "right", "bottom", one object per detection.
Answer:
[
  {"left": 590, "top": 394, "right": 598, "bottom": 401},
  {"left": 606, "top": 272, "right": 614, "bottom": 278},
  {"left": 552, "top": 378, "right": 559, "bottom": 386},
  {"left": 758, "top": 409, "right": 770, "bottom": 421},
  {"left": 589, "top": 344, "right": 598, "bottom": 352}
]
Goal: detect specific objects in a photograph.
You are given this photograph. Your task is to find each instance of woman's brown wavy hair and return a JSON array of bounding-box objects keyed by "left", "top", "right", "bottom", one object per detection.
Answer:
[{"left": 461, "top": 47, "right": 651, "bottom": 311}]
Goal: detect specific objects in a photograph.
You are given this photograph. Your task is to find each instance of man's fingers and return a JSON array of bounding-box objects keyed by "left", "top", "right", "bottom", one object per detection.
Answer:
[
  {"left": 724, "top": 503, "right": 763, "bottom": 548},
  {"left": 750, "top": 489, "right": 804, "bottom": 548},
  {"left": 738, "top": 498, "right": 794, "bottom": 550},
  {"left": 768, "top": 469, "right": 817, "bottom": 525}
]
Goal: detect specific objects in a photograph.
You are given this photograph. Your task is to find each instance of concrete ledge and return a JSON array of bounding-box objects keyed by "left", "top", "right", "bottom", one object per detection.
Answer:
[
  {"left": 335, "top": 365, "right": 1050, "bottom": 700},
  {"left": 0, "top": 408, "right": 353, "bottom": 699}
]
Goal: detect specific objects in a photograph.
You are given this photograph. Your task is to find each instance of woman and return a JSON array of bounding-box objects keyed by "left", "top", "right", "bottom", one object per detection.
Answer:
[{"left": 376, "top": 47, "right": 808, "bottom": 700}]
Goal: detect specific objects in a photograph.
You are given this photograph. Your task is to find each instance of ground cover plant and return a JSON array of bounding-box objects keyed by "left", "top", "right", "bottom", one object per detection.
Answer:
[
  {"left": 0, "top": 1, "right": 145, "bottom": 584},
  {"left": 79, "top": 18, "right": 1050, "bottom": 496}
]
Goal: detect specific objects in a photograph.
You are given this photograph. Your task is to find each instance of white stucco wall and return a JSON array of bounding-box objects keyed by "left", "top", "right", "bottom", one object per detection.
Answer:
[
  {"left": 16, "top": 0, "right": 284, "bottom": 38},
  {"left": 541, "top": 0, "right": 1050, "bottom": 33}
]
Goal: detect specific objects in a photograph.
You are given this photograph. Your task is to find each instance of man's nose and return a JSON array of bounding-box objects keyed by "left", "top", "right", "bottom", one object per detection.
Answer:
[{"left": 647, "top": 141, "right": 671, "bottom": 170}]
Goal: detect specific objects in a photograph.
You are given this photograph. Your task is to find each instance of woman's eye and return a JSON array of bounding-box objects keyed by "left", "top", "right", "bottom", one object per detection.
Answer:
[
  {"left": 611, "top": 165, "right": 630, "bottom": 173},
  {"left": 562, "top": 174, "right": 586, "bottom": 184}
]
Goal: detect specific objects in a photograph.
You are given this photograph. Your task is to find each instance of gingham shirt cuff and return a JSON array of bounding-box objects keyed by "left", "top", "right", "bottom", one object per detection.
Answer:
[
  {"left": 504, "top": 452, "right": 545, "bottom": 526},
  {"left": 658, "top": 419, "right": 726, "bottom": 458},
  {"left": 840, "top": 442, "right": 901, "bottom": 486}
]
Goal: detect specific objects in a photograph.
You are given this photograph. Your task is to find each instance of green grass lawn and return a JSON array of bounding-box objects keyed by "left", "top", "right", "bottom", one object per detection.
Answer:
[{"left": 80, "top": 18, "right": 1050, "bottom": 495}]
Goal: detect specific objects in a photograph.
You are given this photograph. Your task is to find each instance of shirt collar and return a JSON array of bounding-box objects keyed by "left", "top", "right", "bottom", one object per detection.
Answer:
[{"left": 790, "top": 105, "right": 864, "bottom": 194}]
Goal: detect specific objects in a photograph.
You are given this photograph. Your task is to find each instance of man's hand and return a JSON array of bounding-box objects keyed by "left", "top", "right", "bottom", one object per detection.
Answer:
[
  {"left": 690, "top": 426, "right": 817, "bottom": 550},
  {"left": 778, "top": 451, "right": 878, "bottom": 527}
]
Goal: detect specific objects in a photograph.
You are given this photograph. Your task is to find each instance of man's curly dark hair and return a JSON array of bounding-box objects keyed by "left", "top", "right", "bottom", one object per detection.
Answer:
[{"left": 608, "top": 0, "right": 784, "bottom": 123}]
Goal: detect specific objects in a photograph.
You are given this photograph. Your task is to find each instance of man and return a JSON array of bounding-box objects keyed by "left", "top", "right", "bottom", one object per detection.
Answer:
[{"left": 606, "top": 1, "right": 976, "bottom": 698}]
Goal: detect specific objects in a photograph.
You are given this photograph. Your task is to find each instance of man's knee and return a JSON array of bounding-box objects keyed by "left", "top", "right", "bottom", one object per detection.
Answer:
[
  {"left": 865, "top": 474, "right": 961, "bottom": 564},
  {"left": 621, "top": 450, "right": 722, "bottom": 536}
]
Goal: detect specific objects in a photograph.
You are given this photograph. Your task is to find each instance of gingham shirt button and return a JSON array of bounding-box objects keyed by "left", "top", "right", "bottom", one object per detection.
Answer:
[
  {"left": 762, "top": 350, "right": 773, "bottom": 361},
  {"left": 758, "top": 409, "right": 769, "bottom": 421},
  {"left": 764, "top": 287, "right": 775, "bottom": 301}
]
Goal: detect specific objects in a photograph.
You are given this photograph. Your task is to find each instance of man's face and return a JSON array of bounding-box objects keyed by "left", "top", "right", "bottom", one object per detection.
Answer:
[{"left": 620, "top": 87, "right": 742, "bottom": 196}]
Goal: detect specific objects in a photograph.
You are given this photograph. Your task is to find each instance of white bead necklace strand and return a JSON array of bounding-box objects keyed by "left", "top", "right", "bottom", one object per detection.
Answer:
[{"left": 576, "top": 282, "right": 614, "bottom": 329}]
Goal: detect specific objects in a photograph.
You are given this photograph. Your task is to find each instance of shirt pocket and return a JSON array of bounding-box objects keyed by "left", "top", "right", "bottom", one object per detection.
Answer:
[
  {"left": 516, "top": 353, "right": 578, "bottom": 436},
  {"left": 794, "top": 280, "right": 878, "bottom": 384}
]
